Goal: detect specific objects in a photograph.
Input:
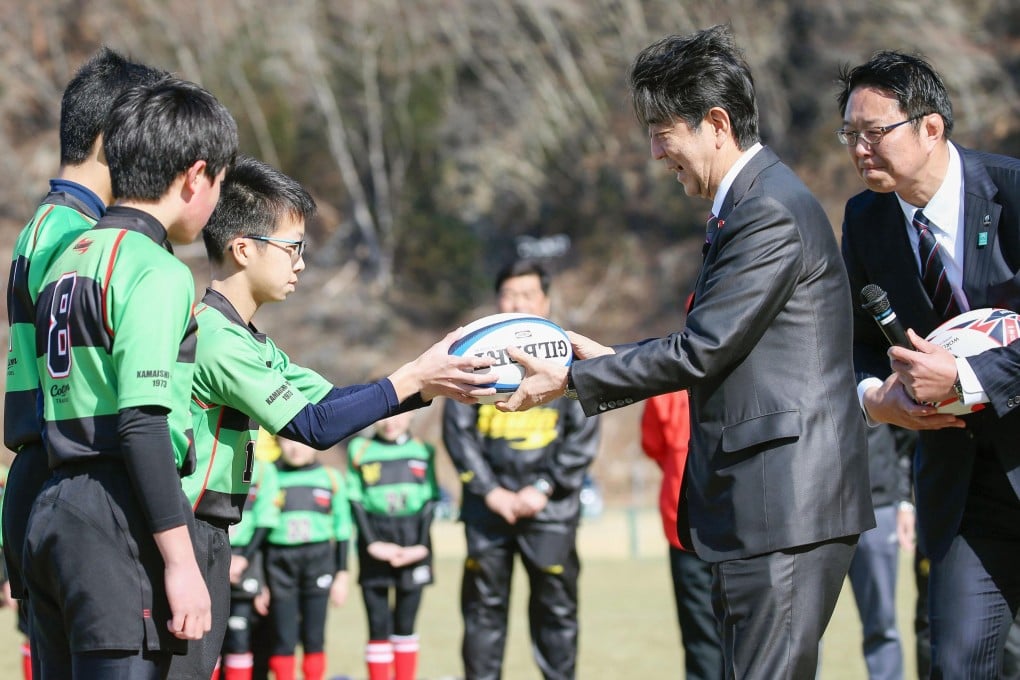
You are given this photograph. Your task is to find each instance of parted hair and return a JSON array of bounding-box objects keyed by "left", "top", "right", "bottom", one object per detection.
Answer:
[
  {"left": 59, "top": 46, "right": 168, "bottom": 166},
  {"left": 494, "top": 259, "right": 550, "bottom": 294},
  {"left": 103, "top": 77, "right": 238, "bottom": 201},
  {"left": 202, "top": 154, "right": 317, "bottom": 263},
  {"left": 836, "top": 50, "right": 954, "bottom": 138},
  {"left": 629, "top": 24, "right": 760, "bottom": 150}
]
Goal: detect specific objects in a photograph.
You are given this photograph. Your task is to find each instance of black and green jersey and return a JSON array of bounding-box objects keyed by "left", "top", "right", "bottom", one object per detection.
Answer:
[
  {"left": 34, "top": 207, "right": 197, "bottom": 471},
  {"left": 185, "top": 289, "right": 332, "bottom": 526},
  {"left": 347, "top": 434, "right": 438, "bottom": 549},
  {"left": 260, "top": 461, "right": 351, "bottom": 547},
  {"left": 5, "top": 188, "right": 100, "bottom": 452},
  {"left": 228, "top": 457, "right": 278, "bottom": 547}
]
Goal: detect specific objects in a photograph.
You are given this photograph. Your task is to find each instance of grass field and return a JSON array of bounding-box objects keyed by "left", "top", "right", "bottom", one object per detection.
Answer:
[{"left": 0, "top": 508, "right": 920, "bottom": 679}]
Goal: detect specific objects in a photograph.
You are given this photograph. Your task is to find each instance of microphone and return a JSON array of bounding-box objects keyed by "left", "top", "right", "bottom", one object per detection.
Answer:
[{"left": 860, "top": 284, "right": 914, "bottom": 349}]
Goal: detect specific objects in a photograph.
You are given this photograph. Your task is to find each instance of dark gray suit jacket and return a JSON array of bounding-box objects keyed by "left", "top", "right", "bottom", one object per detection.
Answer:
[
  {"left": 842, "top": 143, "right": 1020, "bottom": 560},
  {"left": 572, "top": 146, "right": 874, "bottom": 561}
]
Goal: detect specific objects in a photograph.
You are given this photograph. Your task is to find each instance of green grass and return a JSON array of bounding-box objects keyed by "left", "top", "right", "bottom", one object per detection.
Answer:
[{"left": 0, "top": 509, "right": 920, "bottom": 678}]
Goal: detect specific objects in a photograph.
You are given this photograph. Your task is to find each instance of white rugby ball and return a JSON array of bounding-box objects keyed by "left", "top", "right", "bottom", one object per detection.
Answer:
[
  {"left": 924, "top": 307, "right": 1020, "bottom": 414},
  {"left": 449, "top": 312, "right": 573, "bottom": 404}
]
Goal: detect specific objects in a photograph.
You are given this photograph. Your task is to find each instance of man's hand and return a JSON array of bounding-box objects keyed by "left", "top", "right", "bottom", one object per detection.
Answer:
[
  {"left": 889, "top": 329, "right": 959, "bottom": 403},
  {"left": 567, "top": 331, "right": 615, "bottom": 360},
  {"left": 513, "top": 486, "right": 549, "bottom": 518},
  {"left": 484, "top": 486, "right": 519, "bottom": 524},
  {"left": 896, "top": 503, "right": 916, "bottom": 552},
  {"left": 862, "top": 373, "right": 965, "bottom": 430},
  {"left": 496, "top": 347, "right": 569, "bottom": 412}
]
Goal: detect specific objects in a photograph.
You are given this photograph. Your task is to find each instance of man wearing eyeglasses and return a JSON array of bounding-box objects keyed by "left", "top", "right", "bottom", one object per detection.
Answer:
[
  {"left": 838, "top": 51, "right": 1020, "bottom": 678},
  {"left": 169, "top": 155, "right": 496, "bottom": 680}
]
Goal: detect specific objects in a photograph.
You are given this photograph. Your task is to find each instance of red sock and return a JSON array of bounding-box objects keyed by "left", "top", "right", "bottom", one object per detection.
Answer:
[
  {"left": 391, "top": 634, "right": 419, "bottom": 680},
  {"left": 302, "top": 651, "right": 326, "bottom": 680},
  {"left": 21, "top": 641, "right": 31, "bottom": 680},
  {"left": 268, "top": 654, "right": 295, "bottom": 680},
  {"left": 365, "top": 640, "right": 394, "bottom": 680},
  {"left": 223, "top": 652, "right": 254, "bottom": 680}
]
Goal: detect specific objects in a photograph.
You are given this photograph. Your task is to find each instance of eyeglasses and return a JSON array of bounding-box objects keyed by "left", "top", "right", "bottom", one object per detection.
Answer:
[
  {"left": 835, "top": 116, "right": 922, "bottom": 146},
  {"left": 243, "top": 234, "right": 306, "bottom": 263}
]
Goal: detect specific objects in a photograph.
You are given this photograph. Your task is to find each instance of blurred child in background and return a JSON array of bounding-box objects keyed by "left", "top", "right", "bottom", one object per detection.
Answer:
[
  {"left": 259, "top": 437, "right": 350, "bottom": 680},
  {"left": 347, "top": 411, "right": 439, "bottom": 680}
]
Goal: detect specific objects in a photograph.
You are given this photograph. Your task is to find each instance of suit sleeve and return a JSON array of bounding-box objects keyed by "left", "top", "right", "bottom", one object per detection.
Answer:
[
  {"left": 571, "top": 195, "right": 803, "bottom": 415},
  {"left": 442, "top": 399, "right": 499, "bottom": 497},
  {"left": 966, "top": 343, "right": 1020, "bottom": 417},
  {"left": 841, "top": 211, "right": 897, "bottom": 384}
]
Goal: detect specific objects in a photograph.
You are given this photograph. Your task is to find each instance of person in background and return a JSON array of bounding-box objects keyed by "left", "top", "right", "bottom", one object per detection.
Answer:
[
  {"left": 443, "top": 258, "right": 600, "bottom": 680},
  {"left": 846, "top": 424, "right": 916, "bottom": 680},
  {"left": 260, "top": 436, "right": 350, "bottom": 680},
  {"left": 219, "top": 432, "right": 278, "bottom": 680},
  {"left": 641, "top": 389, "right": 723, "bottom": 680},
  {"left": 838, "top": 50, "right": 1020, "bottom": 677},
  {"left": 347, "top": 411, "right": 439, "bottom": 680},
  {"left": 501, "top": 26, "right": 873, "bottom": 678},
  {"left": 0, "top": 462, "right": 31, "bottom": 680}
]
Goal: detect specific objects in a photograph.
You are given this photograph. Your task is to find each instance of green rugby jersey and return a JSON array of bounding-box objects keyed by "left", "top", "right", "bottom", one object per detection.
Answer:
[
  {"left": 5, "top": 189, "right": 100, "bottom": 452},
  {"left": 261, "top": 462, "right": 351, "bottom": 546},
  {"left": 34, "top": 207, "right": 197, "bottom": 471},
  {"left": 228, "top": 457, "right": 278, "bottom": 547},
  {"left": 347, "top": 435, "right": 438, "bottom": 517},
  {"left": 185, "top": 289, "right": 332, "bottom": 526}
]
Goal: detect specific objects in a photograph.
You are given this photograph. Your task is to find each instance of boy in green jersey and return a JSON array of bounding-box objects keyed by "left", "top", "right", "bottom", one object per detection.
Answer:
[
  {"left": 260, "top": 436, "right": 350, "bottom": 680},
  {"left": 26, "top": 77, "right": 238, "bottom": 679},
  {"left": 174, "top": 155, "right": 494, "bottom": 679},
  {"left": 3, "top": 48, "right": 168, "bottom": 613},
  {"left": 347, "top": 411, "right": 439, "bottom": 680}
]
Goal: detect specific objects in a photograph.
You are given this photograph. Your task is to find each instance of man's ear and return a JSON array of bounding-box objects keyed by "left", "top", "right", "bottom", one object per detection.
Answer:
[{"left": 227, "top": 237, "right": 251, "bottom": 267}]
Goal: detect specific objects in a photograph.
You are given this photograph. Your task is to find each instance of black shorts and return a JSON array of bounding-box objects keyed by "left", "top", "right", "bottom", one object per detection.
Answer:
[
  {"left": 167, "top": 517, "right": 231, "bottom": 680},
  {"left": 23, "top": 460, "right": 192, "bottom": 656}
]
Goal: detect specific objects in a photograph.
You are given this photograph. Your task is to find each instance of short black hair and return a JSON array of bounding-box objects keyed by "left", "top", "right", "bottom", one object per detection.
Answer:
[
  {"left": 103, "top": 77, "right": 238, "bottom": 201},
  {"left": 203, "top": 155, "right": 317, "bottom": 263},
  {"left": 836, "top": 50, "right": 954, "bottom": 138},
  {"left": 494, "top": 259, "right": 550, "bottom": 294},
  {"left": 59, "top": 46, "right": 168, "bottom": 166},
  {"left": 629, "top": 25, "right": 760, "bottom": 149}
]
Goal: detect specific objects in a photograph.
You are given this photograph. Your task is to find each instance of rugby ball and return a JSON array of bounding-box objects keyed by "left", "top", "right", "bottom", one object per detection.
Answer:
[
  {"left": 449, "top": 312, "right": 573, "bottom": 404},
  {"left": 924, "top": 307, "right": 1020, "bottom": 414}
]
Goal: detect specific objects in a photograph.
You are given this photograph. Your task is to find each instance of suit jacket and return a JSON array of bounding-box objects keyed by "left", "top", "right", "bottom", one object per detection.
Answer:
[
  {"left": 841, "top": 143, "right": 1020, "bottom": 560},
  {"left": 572, "top": 146, "right": 874, "bottom": 561}
]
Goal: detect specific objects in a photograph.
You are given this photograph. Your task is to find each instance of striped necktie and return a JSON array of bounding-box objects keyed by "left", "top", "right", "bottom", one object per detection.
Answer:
[{"left": 912, "top": 210, "right": 961, "bottom": 320}]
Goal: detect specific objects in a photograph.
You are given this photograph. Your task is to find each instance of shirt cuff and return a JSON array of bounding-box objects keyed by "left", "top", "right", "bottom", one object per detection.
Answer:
[
  {"left": 955, "top": 357, "right": 988, "bottom": 405},
  {"left": 856, "top": 377, "right": 884, "bottom": 426}
]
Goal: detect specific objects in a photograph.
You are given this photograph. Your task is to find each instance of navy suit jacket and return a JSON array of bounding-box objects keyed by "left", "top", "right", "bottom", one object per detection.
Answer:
[
  {"left": 572, "top": 147, "right": 874, "bottom": 561},
  {"left": 841, "top": 143, "right": 1020, "bottom": 560}
]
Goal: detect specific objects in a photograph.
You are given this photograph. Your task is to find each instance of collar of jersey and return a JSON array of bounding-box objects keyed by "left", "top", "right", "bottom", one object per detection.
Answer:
[
  {"left": 96, "top": 206, "right": 172, "bottom": 251},
  {"left": 200, "top": 288, "right": 267, "bottom": 343}
]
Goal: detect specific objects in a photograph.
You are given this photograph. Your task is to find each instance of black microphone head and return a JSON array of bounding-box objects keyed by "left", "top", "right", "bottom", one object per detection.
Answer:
[{"left": 860, "top": 284, "right": 890, "bottom": 315}]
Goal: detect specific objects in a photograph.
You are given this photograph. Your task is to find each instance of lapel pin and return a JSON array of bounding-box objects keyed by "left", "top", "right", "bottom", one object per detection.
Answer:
[{"left": 978, "top": 232, "right": 988, "bottom": 247}]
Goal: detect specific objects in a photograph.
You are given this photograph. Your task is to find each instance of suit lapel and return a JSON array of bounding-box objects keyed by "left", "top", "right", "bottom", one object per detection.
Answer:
[{"left": 959, "top": 145, "right": 1003, "bottom": 309}]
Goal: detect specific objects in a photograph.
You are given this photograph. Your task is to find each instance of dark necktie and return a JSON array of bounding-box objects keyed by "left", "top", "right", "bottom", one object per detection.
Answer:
[
  {"left": 703, "top": 213, "right": 722, "bottom": 259},
  {"left": 912, "top": 210, "right": 961, "bottom": 320}
]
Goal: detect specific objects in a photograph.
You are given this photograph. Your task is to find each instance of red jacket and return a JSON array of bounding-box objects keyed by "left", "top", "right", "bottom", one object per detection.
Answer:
[{"left": 640, "top": 390, "right": 691, "bottom": 550}]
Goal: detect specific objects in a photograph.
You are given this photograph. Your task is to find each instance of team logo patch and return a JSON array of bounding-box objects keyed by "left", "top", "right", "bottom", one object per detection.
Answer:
[
  {"left": 408, "top": 460, "right": 427, "bottom": 479},
  {"left": 73, "top": 238, "right": 94, "bottom": 254},
  {"left": 362, "top": 462, "right": 382, "bottom": 486},
  {"left": 313, "top": 488, "right": 332, "bottom": 507}
]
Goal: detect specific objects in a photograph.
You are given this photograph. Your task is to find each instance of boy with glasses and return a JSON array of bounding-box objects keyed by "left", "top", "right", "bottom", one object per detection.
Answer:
[{"left": 170, "top": 155, "right": 495, "bottom": 679}]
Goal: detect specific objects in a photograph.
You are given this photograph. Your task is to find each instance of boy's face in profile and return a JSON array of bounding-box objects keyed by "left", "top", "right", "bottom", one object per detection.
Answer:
[{"left": 249, "top": 214, "right": 307, "bottom": 306}]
